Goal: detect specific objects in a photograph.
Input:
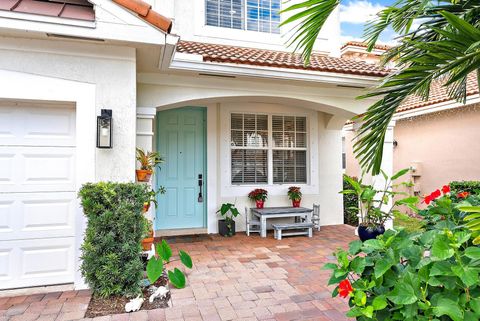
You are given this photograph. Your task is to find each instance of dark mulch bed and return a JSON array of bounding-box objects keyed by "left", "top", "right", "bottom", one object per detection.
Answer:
[{"left": 85, "top": 275, "right": 170, "bottom": 318}]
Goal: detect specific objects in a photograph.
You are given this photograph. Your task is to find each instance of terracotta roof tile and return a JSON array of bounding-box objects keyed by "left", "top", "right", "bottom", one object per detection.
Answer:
[
  {"left": 398, "top": 73, "right": 479, "bottom": 113},
  {"left": 176, "top": 41, "right": 391, "bottom": 77},
  {"left": 341, "top": 41, "right": 392, "bottom": 51},
  {"left": 113, "top": 0, "right": 172, "bottom": 33},
  {"left": 0, "top": 0, "right": 94, "bottom": 21}
]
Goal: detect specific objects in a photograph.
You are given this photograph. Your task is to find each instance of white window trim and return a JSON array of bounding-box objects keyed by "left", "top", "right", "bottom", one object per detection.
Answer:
[
  {"left": 220, "top": 103, "right": 319, "bottom": 197},
  {"left": 194, "top": 0, "right": 283, "bottom": 46}
]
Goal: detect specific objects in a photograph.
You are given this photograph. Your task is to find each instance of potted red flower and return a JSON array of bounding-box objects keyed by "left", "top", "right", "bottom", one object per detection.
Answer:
[
  {"left": 248, "top": 189, "right": 268, "bottom": 208},
  {"left": 287, "top": 186, "right": 302, "bottom": 207}
]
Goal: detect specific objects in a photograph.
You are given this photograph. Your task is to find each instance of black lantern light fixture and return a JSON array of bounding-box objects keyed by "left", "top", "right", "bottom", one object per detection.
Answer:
[{"left": 97, "top": 109, "right": 112, "bottom": 148}]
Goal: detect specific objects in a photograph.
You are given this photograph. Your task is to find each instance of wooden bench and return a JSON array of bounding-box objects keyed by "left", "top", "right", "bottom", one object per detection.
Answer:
[{"left": 272, "top": 222, "right": 314, "bottom": 240}]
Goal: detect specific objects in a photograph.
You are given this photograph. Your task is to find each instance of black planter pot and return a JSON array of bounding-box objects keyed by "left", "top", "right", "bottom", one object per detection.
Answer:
[
  {"left": 358, "top": 225, "right": 385, "bottom": 242},
  {"left": 218, "top": 219, "right": 236, "bottom": 236}
]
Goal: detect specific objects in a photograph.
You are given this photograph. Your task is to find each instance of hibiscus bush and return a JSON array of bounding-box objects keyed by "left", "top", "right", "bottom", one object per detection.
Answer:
[{"left": 325, "top": 185, "right": 480, "bottom": 321}]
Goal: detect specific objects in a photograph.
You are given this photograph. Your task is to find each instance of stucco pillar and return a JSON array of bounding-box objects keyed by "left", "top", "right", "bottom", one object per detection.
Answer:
[
  {"left": 373, "top": 120, "right": 396, "bottom": 230},
  {"left": 136, "top": 107, "right": 156, "bottom": 222}
]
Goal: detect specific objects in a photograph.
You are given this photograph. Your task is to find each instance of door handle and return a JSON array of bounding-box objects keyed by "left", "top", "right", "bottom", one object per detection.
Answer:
[{"left": 198, "top": 174, "right": 203, "bottom": 203}]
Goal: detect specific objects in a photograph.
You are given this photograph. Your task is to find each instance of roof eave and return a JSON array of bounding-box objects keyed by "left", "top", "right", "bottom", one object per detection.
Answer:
[{"left": 170, "top": 56, "right": 383, "bottom": 87}]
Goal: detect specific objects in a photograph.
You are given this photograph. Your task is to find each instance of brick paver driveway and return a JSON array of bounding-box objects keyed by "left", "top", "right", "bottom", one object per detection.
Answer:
[{"left": 0, "top": 225, "right": 355, "bottom": 321}]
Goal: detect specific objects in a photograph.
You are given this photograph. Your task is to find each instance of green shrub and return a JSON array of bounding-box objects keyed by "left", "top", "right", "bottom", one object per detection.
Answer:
[
  {"left": 343, "top": 175, "right": 359, "bottom": 226},
  {"left": 450, "top": 181, "right": 480, "bottom": 196},
  {"left": 79, "top": 182, "right": 150, "bottom": 297},
  {"left": 326, "top": 186, "right": 480, "bottom": 321}
]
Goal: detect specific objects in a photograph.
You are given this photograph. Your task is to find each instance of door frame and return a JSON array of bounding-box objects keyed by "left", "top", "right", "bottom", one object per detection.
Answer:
[{"left": 155, "top": 106, "right": 207, "bottom": 230}]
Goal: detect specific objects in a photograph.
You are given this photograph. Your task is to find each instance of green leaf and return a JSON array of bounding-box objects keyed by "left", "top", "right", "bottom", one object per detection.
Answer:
[
  {"left": 361, "top": 306, "right": 374, "bottom": 318},
  {"left": 336, "top": 251, "right": 349, "bottom": 268},
  {"left": 348, "top": 240, "right": 363, "bottom": 255},
  {"left": 372, "top": 296, "right": 388, "bottom": 310},
  {"left": 168, "top": 268, "right": 186, "bottom": 288},
  {"left": 374, "top": 259, "right": 393, "bottom": 279},
  {"left": 146, "top": 257, "right": 163, "bottom": 284},
  {"left": 351, "top": 256, "right": 366, "bottom": 274},
  {"left": 391, "top": 168, "right": 410, "bottom": 180},
  {"left": 430, "top": 261, "right": 454, "bottom": 277},
  {"left": 465, "top": 247, "right": 480, "bottom": 259},
  {"left": 157, "top": 240, "right": 172, "bottom": 262},
  {"left": 432, "top": 298, "right": 464, "bottom": 321},
  {"left": 363, "top": 239, "right": 384, "bottom": 250},
  {"left": 179, "top": 250, "right": 193, "bottom": 269},
  {"left": 387, "top": 283, "right": 418, "bottom": 305},
  {"left": 431, "top": 234, "right": 454, "bottom": 260},
  {"left": 451, "top": 265, "right": 478, "bottom": 288},
  {"left": 469, "top": 298, "right": 480, "bottom": 316},
  {"left": 322, "top": 263, "right": 337, "bottom": 270},
  {"left": 354, "top": 291, "right": 367, "bottom": 306}
]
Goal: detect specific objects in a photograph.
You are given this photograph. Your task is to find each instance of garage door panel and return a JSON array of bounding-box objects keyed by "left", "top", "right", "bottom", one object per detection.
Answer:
[
  {"left": 0, "top": 147, "right": 75, "bottom": 193},
  {"left": 0, "top": 238, "right": 75, "bottom": 289},
  {"left": 0, "top": 102, "right": 76, "bottom": 289},
  {"left": 0, "top": 193, "right": 76, "bottom": 241},
  {"left": 0, "top": 104, "right": 75, "bottom": 147}
]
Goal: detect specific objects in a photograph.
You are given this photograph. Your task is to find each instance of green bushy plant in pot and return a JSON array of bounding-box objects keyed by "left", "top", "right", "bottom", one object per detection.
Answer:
[
  {"left": 136, "top": 148, "right": 164, "bottom": 182},
  {"left": 217, "top": 203, "right": 240, "bottom": 236},
  {"left": 325, "top": 184, "right": 480, "bottom": 321},
  {"left": 342, "top": 168, "right": 416, "bottom": 241}
]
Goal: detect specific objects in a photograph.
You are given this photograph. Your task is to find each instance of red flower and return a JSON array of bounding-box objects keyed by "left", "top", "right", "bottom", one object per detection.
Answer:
[
  {"left": 432, "top": 189, "right": 441, "bottom": 199},
  {"left": 338, "top": 279, "right": 353, "bottom": 298},
  {"left": 423, "top": 189, "right": 442, "bottom": 205},
  {"left": 457, "top": 191, "right": 470, "bottom": 199},
  {"left": 423, "top": 194, "right": 433, "bottom": 205},
  {"left": 441, "top": 185, "right": 450, "bottom": 194}
]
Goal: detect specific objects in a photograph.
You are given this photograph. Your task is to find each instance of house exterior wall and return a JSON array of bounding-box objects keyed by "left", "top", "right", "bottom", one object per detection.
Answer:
[
  {"left": 138, "top": 73, "right": 350, "bottom": 233},
  {"left": 0, "top": 36, "right": 137, "bottom": 182},
  {"left": 344, "top": 104, "right": 480, "bottom": 199},
  {"left": 393, "top": 104, "right": 480, "bottom": 195},
  {"left": 147, "top": 0, "right": 341, "bottom": 56}
]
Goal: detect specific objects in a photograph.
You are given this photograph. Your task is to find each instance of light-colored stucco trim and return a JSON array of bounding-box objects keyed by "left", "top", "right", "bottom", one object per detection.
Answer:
[
  {"left": 170, "top": 56, "right": 382, "bottom": 87},
  {"left": 0, "top": 69, "right": 96, "bottom": 290}
]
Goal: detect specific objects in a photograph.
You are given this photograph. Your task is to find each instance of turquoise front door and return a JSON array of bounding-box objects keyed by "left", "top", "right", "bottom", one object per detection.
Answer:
[{"left": 155, "top": 107, "right": 206, "bottom": 230}]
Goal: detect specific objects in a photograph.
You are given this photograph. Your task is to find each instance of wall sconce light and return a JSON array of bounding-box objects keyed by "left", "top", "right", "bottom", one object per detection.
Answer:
[{"left": 97, "top": 109, "right": 112, "bottom": 148}]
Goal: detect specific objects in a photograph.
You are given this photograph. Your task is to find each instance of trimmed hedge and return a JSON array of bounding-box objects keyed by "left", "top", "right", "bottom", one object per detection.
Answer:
[
  {"left": 343, "top": 175, "right": 359, "bottom": 226},
  {"left": 79, "top": 182, "right": 150, "bottom": 297},
  {"left": 450, "top": 181, "right": 480, "bottom": 196}
]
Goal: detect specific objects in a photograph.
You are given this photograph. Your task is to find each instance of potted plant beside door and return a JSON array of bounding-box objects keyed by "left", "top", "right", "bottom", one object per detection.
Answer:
[
  {"left": 287, "top": 186, "right": 302, "bottom": 207},
  {"left": 248, "top": 189, "right": 268, "bottom": 208},
  {"left": 217, "top": 203, "right": 240, "bottom": 236},
  {"left": 136, "top": 148, "right": 164, "bottom": 182}
]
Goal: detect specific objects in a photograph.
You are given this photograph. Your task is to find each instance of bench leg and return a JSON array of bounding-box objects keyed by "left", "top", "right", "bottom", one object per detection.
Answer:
[
  {"left": 308, "top": 227, "right": 312, "bottom": 237},
  {"left": 278, "top": 229, "right": 282, "bottom": 240}
]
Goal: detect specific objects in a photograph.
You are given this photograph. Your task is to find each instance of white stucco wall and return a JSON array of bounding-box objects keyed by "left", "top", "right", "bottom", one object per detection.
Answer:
[
  {"left": 0, "top": 36, "right": 137, "bottom": 182},
  {"left": 138, "top": 73, "right": 347, "bottom": 233}
]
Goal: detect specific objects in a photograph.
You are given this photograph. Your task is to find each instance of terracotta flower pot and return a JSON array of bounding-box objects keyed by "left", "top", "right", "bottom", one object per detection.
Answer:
[
  {"left": 255, "top": 200, "right": 264, "bottom": 209},
  {"left": 136, "top": 169, "right": 152, "bottom": 182},
  {"left": 292, "top": 199, "right": 301, "bottom": 207},
  {"left": 141, "top": 237, "right": 154, "bottom": 251}
]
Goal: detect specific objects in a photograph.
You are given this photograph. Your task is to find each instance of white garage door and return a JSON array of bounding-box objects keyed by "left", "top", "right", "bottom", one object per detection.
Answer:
[{"left": 0, "top": 101, "right": 76, "bottom": 289}]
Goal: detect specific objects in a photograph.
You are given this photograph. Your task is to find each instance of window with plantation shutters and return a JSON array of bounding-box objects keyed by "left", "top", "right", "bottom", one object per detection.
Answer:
[
  {"left": 231, "top": 113, "right": 268, "bottom": 184},
  {"left": 272, "top": 116, "right": 307, "bottom": 183},
  {"left": 230, "top": 113, "right": 308, "bottom": 185}
]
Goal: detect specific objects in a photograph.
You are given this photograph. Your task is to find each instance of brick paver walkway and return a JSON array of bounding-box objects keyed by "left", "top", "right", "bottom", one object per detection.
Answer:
[{"left": 0, "top": 225, "right": 355, "bottom": 321}]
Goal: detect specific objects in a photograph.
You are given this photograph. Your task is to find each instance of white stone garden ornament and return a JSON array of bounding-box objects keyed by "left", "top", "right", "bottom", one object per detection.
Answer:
[
  {"left": 125, "top": 296, "right": 144, "bottom": 312},
  {"left": 149, "top": 286, "right": 169, "bottom": 303}
]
